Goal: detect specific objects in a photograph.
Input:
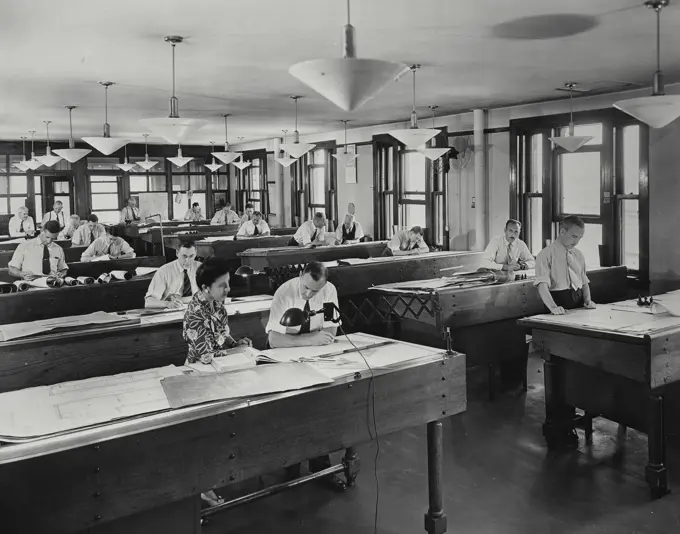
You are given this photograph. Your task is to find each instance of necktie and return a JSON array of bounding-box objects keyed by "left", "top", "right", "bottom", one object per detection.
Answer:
[
  {"left": 42, "top": 244, "right": 51, "bottom": 275},
  {"left": 406, "top": 240, "right": 413, "bottom": 251},
  {"left": 310, "top": 229, "right": 317, "bottom": 243},
  {"left": 182, "top": 269, "right": 192, "bottom": 297},
  {"left": 253, "top": 224, "right": 260, "bottom": 236},
  {"left": 506, "top": 243, "right": 512, "bottom": 264},
  {"left": 299, "top": 300, "right": 312, "bottom": 334},
  {"left": 90, "top": 230, "right": 96, "bottom": 244},
  {"left": 566, "top": 250, "right": 579, "bottom": 291},
  {"left": 19, "top": 220, "right": 24, "bottom": 233}
]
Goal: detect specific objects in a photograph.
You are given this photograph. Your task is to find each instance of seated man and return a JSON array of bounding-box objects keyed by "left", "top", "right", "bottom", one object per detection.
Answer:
[
  {"left": 237, "top": 210, "right": 270, "bottom": 238},
  {"left": 8, "top": 206, "right": 36, "bottom": 238},
  {"left": 81, "top": 227, "right": 136, "bottom": 262},
  {"left": 481, "top": 219, "right": 535, "bottom": 271},
  {"left": 239, "top": 203, "right": 255, "bottom": 226},
  {"left": 210, "top": 201, "right": 240, "bottom": 225},
  {"left": 291, "top": 212, "right": 326, "bottom": 247},
  {"left": 145, "top": 241, "right": 201, "bottom": 309},
  {"left": 386, "top": 226, "right": 429, "bottom": 255},
  {"left": 184, "top": 202, "right": 204, "bottom": 222},
  {"left": 335, "top": 213, "right": 364, "bottom": 244},
  {"left": 71, "top": 214, "right": 106, "bottom": 247},
  {"left": 42, "top": 200, "right": 67, "bottom": 231},
  {"left": 58, "top": 214, "right": 81, "bottom": 240},
  {"left": 266, "top": 261, "right": 344, "bottom": 489},
  {"left": 7, "top": 220, "right": 67, "bottom": 280},
  {"left": 120, "top": 196, "right": 140, "bottom": 224}
]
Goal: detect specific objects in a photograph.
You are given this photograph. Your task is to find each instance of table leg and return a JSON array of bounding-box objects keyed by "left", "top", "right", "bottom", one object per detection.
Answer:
[
  {"left": 542, "top": 356, "right": 578, "bottom": 450},
  {"left": 342, "top": 447, "right": 361, "bottom": 487},
  {"left": 646, "top": 394, "right": 669, "bottom": 499},
  {"left": 424, "top": 420, "right": 447, "bottom": 534}
]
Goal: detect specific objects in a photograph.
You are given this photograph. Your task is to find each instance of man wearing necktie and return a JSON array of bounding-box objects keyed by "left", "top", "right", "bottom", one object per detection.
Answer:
[
  {"left": 534, "top": 215, "right": 596, "bottom": 315},
  {"left": 71, "top": 214, "right": 105, "bottom": 246},
  {"left": 291, "top": 212, "right": 327, "bottom": 247},
  {"left": 236, "top": 211, "right": 271, "bottom": 238},
  {"left": 7, "top": 221, "right": 68, "bottom": 281},
  {"left": 119, "top": 197, "right": 140, "bottom": 224},
  {"left": 385, "top": 226, "right": 429, "bottom": 256},
  {"left": 8, "top": 206, "right": 36, "bottom": 238},
  {"left": 145, "top": 241, "right": 201, "bottom": 309},
  {"left": 41, "top": 200, "right": 67, "bottom": 231},
  {"left": 480, "top": 219, "right": 536, "bottom": 271}
]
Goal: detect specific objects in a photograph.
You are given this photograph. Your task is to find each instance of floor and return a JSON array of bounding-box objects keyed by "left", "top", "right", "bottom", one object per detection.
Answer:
[{"left": 204, "top": 354, "right": 680, "bottom": 534}]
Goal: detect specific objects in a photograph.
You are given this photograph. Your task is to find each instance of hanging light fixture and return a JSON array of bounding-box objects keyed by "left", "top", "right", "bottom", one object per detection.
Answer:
[
  {"left": 289, "top": 0, "right": 406, "bottom": 112},
  {"left": 418, "top": 105, "right": 451, "bottom": 160},
  {"left": 276, "top": 130, "right": 298, "bottom": 168},
  {"left": 13, "top": 137, "right": 30, "bottom": 172},
  {"left": 115, "top": 144, "right": 137, "bottom": 172},
  {"left": 83, "top": 82, "right": 130, "bottom": 155},
  {"left": 168, "top": 144, "right": 193, "bottom": 168},
  {"left": 614, "top": 1, "right": 680, "bottom": 128},
  {"left": 281, "top": 96, "right": 316, "bottom": 158},
  {"left": 25, "top": 131, "right": 43, "bottom": 171},
  {"left": 34, "top": 121, "right": 63, "bottom": 167},
  {"left": 212, "top": 114, "right": 240, "bottom": 165},
  {"left": 137, "top": 134, "right": 159, "bottom": 171},
  {"left": 333, "top": 120, "right": 359, "bottom": 167},
  {"left": 205, "top": 142, "right": 224, "bottom": 172},
  {"left": 548, "top": 83, "right": 593, "bottom": 152},
  {"left": 388, "top": 65, "right": 439, "bottom": 148},
  {"left": 139, "top": 36, "right": 208, "bottom": 144},
  {"left": 232, "top": 138, "right": 251, "bottom": 171},
  {"left": 53, "top": 106, "right": 91, "bottom": 163}
]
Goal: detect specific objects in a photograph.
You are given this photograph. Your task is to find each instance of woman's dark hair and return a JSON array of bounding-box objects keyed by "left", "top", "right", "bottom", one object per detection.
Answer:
[{"left": 196, "top": 257, "right": 230, "bottom": 289}]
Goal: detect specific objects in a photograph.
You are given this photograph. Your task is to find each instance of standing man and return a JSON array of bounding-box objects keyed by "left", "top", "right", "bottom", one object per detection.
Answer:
[
  {"left": 237, "top": 211, "right": 270, "bottom": 238},
  {"left": 481, "top": 219, "right": 535, "bottom": 271},
  {"left": 59, "top": 214, "right": 81, "bottom": 240},
  {"left": 42, "top": 200, "right": 67, "bottom": 231},
  {"left": 81, "top": 227, "right": 136, "bottom": 262},
  {"left": 184, "top": 202, "right": 204, "bottom": 222},
  {"left": 8, "top": 206, "right": 35, "bottom": 238},
  {"left": 71, "top": 214, "right": 106, "bottom": 247},
  {"left": 335, "top": 213, "right": 364, "bottom": 244},
  {"left": 120, "top": 196, "right": 140, "bottom": 224},
  {"left": 210, "top": 201, "right": 240, "bottom": 225},
  {"left": 8, "top": 221, "right": 67, "bottom": 280},
  {"left": 386, "top": 226, "right": 429, "bottom": 255},
  {"left": 145, "top": 241, "right": 201, "bottom": 309},
  {"left": 291, "top": 212, "right": 326, "bottom": 247},
  {"left": 239, "top": 203, "right": 255, "bottom": 226}
]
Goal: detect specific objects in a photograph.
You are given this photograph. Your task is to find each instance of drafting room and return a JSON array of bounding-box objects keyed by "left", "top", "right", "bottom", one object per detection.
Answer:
[{"left": 3, "top": 0, "right": 680, "bottom": 533}]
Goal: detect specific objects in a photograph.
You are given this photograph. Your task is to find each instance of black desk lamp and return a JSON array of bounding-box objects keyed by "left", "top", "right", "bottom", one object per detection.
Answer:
[
  {"left": 235, "top": 265, "right": 263, "bottom": 277},
  {"left": 280, "top": 302, "right": 341, "bottom": 327}
]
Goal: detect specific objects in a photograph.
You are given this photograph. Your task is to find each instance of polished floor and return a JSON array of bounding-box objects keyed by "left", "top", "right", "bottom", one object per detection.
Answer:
[{"left": 205, "top": 354, "right": 680, "bottom": 533}]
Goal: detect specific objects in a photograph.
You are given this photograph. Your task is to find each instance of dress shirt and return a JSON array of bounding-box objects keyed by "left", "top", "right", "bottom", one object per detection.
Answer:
[
  {"left": 239, "top": 213, "right": 252, "bottom": 226},
  {"left": 388, "top": 230, "right": 429, "bottom": 254},
  {"left": 183, "top": 291, "right": 237, "bottom": 364},
  {"left": 534, "top": 240, "right": 590, "bottom": 291},
  {"left": 119, "top": 206, "right": 140, "bottom": 224},
  {"left": 266, "top": 277, "right": 339, "bottom": 335},
  {"left": 211, "top": 209, "right": 241, "bottom": 225},
  {"left": 8, "top": 215, "right": 35, "bottom": 237},
  {"left": 58, "top": 222, "right": 79, "bottom": 240},
  {"left": 237, "top": 220, "right": 271, "bottom": 237},
  {"left": 71, "top": 223, "right": 106, "bottom": 246},
  {"left": 335, "top": 221, "right": 364, "bottom": 243},
  {"left": 81, "top": 236, "right": 135, "bottom": 262},
  {"left": 8, "top": 237, "right": 67, "bottom": 276},
  {"left": 184, "top": 209, "right": 204, "bottom": 222},
  {"left": 42, "top": 210, "right": 66, "bottom": 229},
  {"left": 294, "top": 220, "right": 325, "bottom": 246},
  {"left": 145, "top": 259, "right": 201, "bottom": 302},
  {"left": 481, "top": 235, "right": 536, "bottom": 270}
]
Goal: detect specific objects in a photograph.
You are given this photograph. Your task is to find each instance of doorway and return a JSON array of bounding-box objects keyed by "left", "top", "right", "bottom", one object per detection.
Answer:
[{"left": 43, "top": 176, "right": 74, "bottom": 218}]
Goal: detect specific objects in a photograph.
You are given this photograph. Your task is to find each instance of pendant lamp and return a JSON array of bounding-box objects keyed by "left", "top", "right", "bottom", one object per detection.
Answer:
[
  {"left": 232, "top": 139, "right": 251, "bottom": 171},
  {"left": 280, "top": 96, "right": 315, "bottom": 158},
  {"left": 168, "top": 144, "right": 193, "bottom": 169},
  {"left": 53, "top": 106, "right": 91, "bottom": 163},
  {"left": 25, "top": 131, "right": 43, "bottom": 171},
  {"left": 276, "top": 130, "right": 298, "bottom": 168},
  {"left": 549, "top": 83, "right": 593, "bottom": 152},
  {"left": 115, "top": 144, "right": 136, "bottom": 172},
  {"left": 139, "top": 36, "right": 207, "bottom": 144},
  {"left": 333, "top": 120, "right": 359, "bottom": 167},
  {"left": 289, "top": 0, "right": 406, "bottom": 111},
  {"left": 418, "top": 105, "right": 451, "bottom": 160},
  {"left": 13, "top": 137, "right": 30, "bottom": 172},
  {"left": 212, "top": 114, "right": 240, "bottom": 165},
  {"left": 137, "top": 134, "right": 159, "bottom": 170},
  {"left": 614, "top": 1, "right": 680, "bottom": 128},
  {"left": 34, "top": 121, "right": 63, "bottom": 167},
  {"left": 205, "top": 142, "right": 224, "bottom": 172},
  {"left": 388, "top": 65, "right": 439, "bottom": 148},
  {"left": 83, "top": 82, "right": 130, "bottom": 155}
]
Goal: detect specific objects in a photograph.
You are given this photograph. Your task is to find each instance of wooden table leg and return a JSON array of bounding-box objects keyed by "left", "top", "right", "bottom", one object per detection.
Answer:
[
  {"left": 542, "top": 355, "right": 577, "bottom": 450},
  {"left": 646, "top": 393, "right": 670, "bottom": 499},
  {"left": 424, "top": 420, "right": 447, "bottom": 534}
]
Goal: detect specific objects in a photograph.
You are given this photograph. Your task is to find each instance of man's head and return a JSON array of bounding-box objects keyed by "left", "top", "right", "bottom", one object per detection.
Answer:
[
  {"left": 504, "top": 219, "right": 521, "bottom": 243},
  {"left": 252, "top": 211, "right": 263, "bottom": 226},
  {"left": 102, "top": 225, "right": 114, "bottom": 244},
  {"left": 343, "top": 213, "right": 355, "bottom": 228},
  {"left": 17, "top": 206, "right": 29, "bottom": 221},
  {"left": 299, "top": 261, "right": 328, "bottom": 300},
  {"left": 192, "top": 202, "right": 200, "bottom": 212},
  {"left": 408, "top": 226, "right": 424, "bottom": 243},
  {"left": 223, "top": 201, "right": 232, "bottom": 212},
  {"left": 69, "top": 214, "right": 80, "bottom": 228},
  {"left": 313, "top": 212, "right": 326, "bottom": 229},
  {"left": 127, "top": 196, "right": 137, "bottom": 208},
  {"left": 53, "top": 200, "right": 63, "bottom": 214},
  {"left": 557, "top": 215, "right": 585, "bottom": 249},
  {"left": 245, "top": 203, "right": 255, "bottom": 218},
  {"left": 177, "top": 241, "right": 197, "bottom": 269},
  {"left": 86, "top": 214, "right": 99, "bottom": 231},
  {"left": 41, "top": 221, "right": 61, "bottom": 244}
]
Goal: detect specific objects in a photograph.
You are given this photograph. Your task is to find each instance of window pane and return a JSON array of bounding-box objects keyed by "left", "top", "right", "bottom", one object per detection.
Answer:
[
  {"left": 621, "top": 199, "right": 639, "bottom": 270},
  {"left": 0, "top": 176, "right": 7, "bottom": 195},
  {"left": 0, "top": 199, "right": 7, "bottom": 215},
  {"left": 310, "top": 167, "right": 325, "bottom": 205},
  {"left": 579, "top": 223, "right": 602, "bottom": 268},
  {"left": 190, "top": 175, "right": 206, "bottom": 191},
  {"left": 129, "top": 175, "right": 148, "bottom": 192},
  {"left": 172, "top": 175, "right": 189, "bottom": 191},
  {"left": 92, "top": 182, "right": 119, "bottom": 193},
  {"left": 531, "top": 134, "right": 543, "bottom": 193},
  {"left": 88, "top": 158, "right": 120, "bottom": 170},
  {"left": 560, "top": 152, "right": 600, "bottom": 215},
  {"left": 529, "top": 197, "right": 543, "bottom": 254},
  {"left": 402, "top": 203, "right": 426, "bottom": 229},
  {"left": 559, "top": 123, "right": 602, "bottom": 145},
  {"left": 34, "top": 175, "right": 41, "bottom": 193},
  {"left": 623, "top": 126, "right": 640, "bottom": 195},
  {"left": 189, "top": 193, "right": 206, "bottom": 217},
  {"left": 34, "top": 195, "right": 43, "bottom": 221},
  {"left": 9, "top": 197, "right": 28, "bottom": 215},
  {"left": 212, "top": 175, "right": 229, "bottom": 190},
  {"left": 386, "top": 147, "right": 394, "bottom": 190},
  {"left": 92, "top": 194, "right": 119, "bottom": 210},
  {"left": 383, "top": 192, "right": 394, "bottom": 237},
  {"left": 53, "top": 181, "right": 70, "bottom": 194},
  {"left": 148, "top": 175, "right": 166, "bottom": 192},
  {"left": 92, "top": 210, "right": 120, "bottom": 224},
  {"left": 90, "top": 175, "right": 118, "bottom": 182},
  {"left": 10, "top": 175, "right": 27, "bottom": 195},
  {"left": 404, "top": 151, "right": 426, "bottom": 191},
  {"left": 311, "top": 150, "right": 325, "bottom": 165},
  {"left": 251, "top": 168, "right": 261, "bottom": 189},
  {"left": 186, "top": 160, "right": 205, "bottom": 173}
]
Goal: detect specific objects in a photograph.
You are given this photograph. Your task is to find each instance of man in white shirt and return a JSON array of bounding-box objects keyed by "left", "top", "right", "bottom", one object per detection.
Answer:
[
  {"left": 71, "top": 214, "right": 106, "bottom": 247},
  {"left": 184, "top": 202, "right": 204, "bottom": 222},
  {"left": 145, "top": 241, "right": 201, "bottom": 309},
  {"left": 386, "top": 226, "right": 429, "bottom": 255},
  {"left": 120, "top": 197, "right": 140, "bottom": 224},
  {"left": 58, "top": 214, "right": 81, "bottom": 240},
  {"left": 237, "top": 211, "right": 270, "bottom": 238},
  {"left": 8, "top": 221, "right": 68, "bottom": 280},
  {"left": 81, "top": 227, "right": 136, "bottom": 262},
  {"left": 239, "top": 203, "right": 255, "bottom": 226},
  {"left": 210, "top": 202, "right": 240, "bottom": 225},
  {"left": 8, "top": 206, "right": 36, "bottom": 238},
  {"left": 481, "top": 219, "right": 536, "bottom": 271},
  {"left": 335, "top": 213, "right": 364, "bottom": 244},
  {"left": 42, "top": 200, "right": 67, "bottom": 231},
  {"left": 291, "top": 212, "right": 326, "bottom": 247}
]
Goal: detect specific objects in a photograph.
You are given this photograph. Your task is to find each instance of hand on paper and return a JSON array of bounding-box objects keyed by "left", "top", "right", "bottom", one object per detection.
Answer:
[
  {"left": 310, "top": 330, "right": 335, "bottom": 345},
  {"left": 502, "top": 263, "right": 520, "bottom": 271},
  {"left": 22, "top": 272, "right": 38, "bottom": 281},
  {"left": 550, "top": 305, "right": 566, "bottom": 315},
  {"left": 584, "top": 300, "right": 597, "bottom": 309},
  {"left": 237, "top": 337, "right": 253, "bottom": 347},
  {"left": 166, "top": 295, "right": 185, "bottom": 309}
]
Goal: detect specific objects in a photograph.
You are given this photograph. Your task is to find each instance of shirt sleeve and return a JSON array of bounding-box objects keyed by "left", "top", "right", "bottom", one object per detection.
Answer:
[
  {"left": 120, "top": 239, "right": 135, "bottom": 256},
  {"left": 265, "top": 290, "right": 290, "bottom": 334},
  {"left": 145, "top": 269, "right": 168, "bottom": 301},
  {"left": 8, "top": 244, "right": 25, "bottom": 270},
  {"left": 261, "top": 222, "right": 271, "bottom": 235},
  {"left": 71, "top": 227, "right": 83, "bottom": 246},
  {"left": 237, "top": 222, "right": 248, "bottom": 236},
  {"left": 355, "top": 222, "right": 364, "bottom": 241},
  {"left": 533, "top": 249, "right": 551, "bottom": 287},
  {"left": 578, "top": 250, "right": 590, "bottom": 284},
  {"left": 41, "top": 213, "right": 50, "bottom": 226},
  {"left": 119, "top": 209, "right": 127, "bottom": 224},
  {"left": 480, "top": 239, "right": 503, "bottom": 270},
  {"left": 55, "top": 247, "right": 67, "bottom": 272},
  {"left": 388, "top": 233, "right": 401, "bottom": 251},
  {"left": 8, "top": 217, "right": 19, "bottom": 237},
  {"left": 27, "top": 218, "right": 35, "bottom": 235},
  {"left": 184, "top": 210, "right": 193, "bottom": 221},
  {"left": 416, "top": 238, "right": 429, "bottom": 253},
  {"left": 519, "top": 241, "right": 536, "bottom": 269},
  {"left": 300, "top": 224, "right": 313, "bottom": 245},
  {"left": 81, "top": 242, "right": 97, "bottom": 262}
]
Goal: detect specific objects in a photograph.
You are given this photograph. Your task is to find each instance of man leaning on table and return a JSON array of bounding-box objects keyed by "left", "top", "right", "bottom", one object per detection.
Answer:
[
  {"left": 8, "top": 206, "right": 35, "bottom": 238},
  {"left": 210, "top": 201, "right": 240, "bottom": 225},
  {"left": 386, "top": 226, "right": 429, "bottom": 255},
  {"left": 70, "top": 214, "right": 105, "bottom": 246},
  {"left": 237, "top": 210, "right": 270, "bottom": 238},
  {"left": 7, "top": 221, "right": 67, "bottom": 280},
  {"left": 291, "top": 212, "right": 326, "bottom": 247},
  {"left": 534, "top": 215, "right": 596, "bottom": 315},
  {"left": 145, "top": 241, "right": 201, "bottom": 309},
  {"left": 481, "top": 219, "right": 535, "bottom": 271},
  {"left": 81, "top": 227, "right": 135, "bottom": 262}
]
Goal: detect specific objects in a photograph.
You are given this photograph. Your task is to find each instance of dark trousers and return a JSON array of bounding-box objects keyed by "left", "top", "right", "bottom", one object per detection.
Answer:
[{"left": 550, "top": 288, "right": 584, "bottom": 310}]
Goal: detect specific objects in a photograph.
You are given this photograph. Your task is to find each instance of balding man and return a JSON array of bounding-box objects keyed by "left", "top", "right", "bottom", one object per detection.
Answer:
[
  {"left": 42, "top": 200, "right": 67, "bottom": 231},
  {"left": 291, "top": 212, "right": 327, "bottom": 247},
  {"left": 386, "top": 226, "right": 429, "bottom": 255},
  {"left": 8, "top": 207, "right": 35, "bottom": 238},
  {"left": 481, "top": 219, "right": 535, "bottom": 272},
  {"left": 335, "top": 213, "right": 364, "bottom": 244},
  {"left": 59, "top": 214, "right": 81, "bottom": 240}
]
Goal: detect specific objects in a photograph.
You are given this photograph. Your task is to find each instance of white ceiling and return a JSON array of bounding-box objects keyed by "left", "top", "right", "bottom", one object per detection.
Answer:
[{"left": 1, "top": 0, "right": 680, "bottom": 145}]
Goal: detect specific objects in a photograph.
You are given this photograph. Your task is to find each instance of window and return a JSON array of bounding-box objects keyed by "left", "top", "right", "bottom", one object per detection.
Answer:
[
  {"left": 241, "top": 152, "right": 270, "bottom": 218},
  {"left": 400, "top": 151, "right": 427, "bottom": 228},
  {"left": 172, "top": 157, "right": 206, "bottom": 220},
  {"left": 559, "top": 152, "right": 601, "bottom": 216},
  {"left": 90, "top": 175, "right": 120, "bottom": 224},
  {"left": 0, "top": 156, "right": 28, "bottom": 216},
  {"left": 129, "top": 158, "right": 167, "bottom": 194},
  {"left": 618, "top": 125, "right": 641, "bottom": 271},
  {"left": 307, "top": 148, "right": 334, "bottom": 226}
]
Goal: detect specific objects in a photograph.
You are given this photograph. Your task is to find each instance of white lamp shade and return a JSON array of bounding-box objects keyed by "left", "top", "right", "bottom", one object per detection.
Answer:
[
  {"left": 232, "top": 160, "right": 252, "bottom": 171},
  {"left": 206, "top": 161, "right": 224, "bottom": 173},
  {"left": 168, "top": 155, "right": 193, "bottom": 168},
  {"left": 276, "top": 156, "right": 298, "bottom": 168},
  {"left": 13, "top": 161, "right": 30, "bottom": 172},
  {"left": 549, "top": 135, "right": 593, "bottom": 153},
  {"left": 417, "top": 147, "right": 451, "bottom": 160},
  {"left": 332, "top": 151, "right": 359, "bottom": 167},
  {"left": 35, "top": 147, "right": 63, "bottom": 168},
  {"left": 388, "top": 128, "right": 439, "bottom": 148},
  {"left": 53, "top": 148, "right": 92, "bottom": 163},
  {"left": 25, "top": 159, "right": 43, "bottom": 171},
  {"left": 211, "top": 151, "right": 241, "bottom": 165},
  {"left": 613, "top": 95, "right": 680, "bottom": 129},
  {"left": 115, "top": 161, "right": 137, "bottom": 172},
  {"left": 136, "top": 158, "right": 159, "bottom": 171},
  {"left": 139, "top": 117, "right": 208, "bottom": 145},
  {"left": 289, "top": 58, "right": 407, "bottom": 112},
  {"left": 82, "top": 137, "right": 129, "bottom": 155},
  {"left": 281, "top": 142, "right": 316, "bottom": 159}
]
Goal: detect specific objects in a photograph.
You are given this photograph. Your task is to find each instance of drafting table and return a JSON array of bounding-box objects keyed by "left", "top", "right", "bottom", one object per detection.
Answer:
[
  {"left": 195, "top": 235, "right": 294, "bottom": 261},
  {"left": 0, "top": 243, "right": 85, "bottom": 268},
  {"left": 0, "top": 238, "right": 72, "bottom": 252},
  {"left": 164, "top": 226, "right": 297, "bottom": 257}
]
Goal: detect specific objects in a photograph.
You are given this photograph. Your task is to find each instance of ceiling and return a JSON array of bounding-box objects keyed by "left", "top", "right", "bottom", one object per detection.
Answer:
[{"left": 1, "top": 0, "right": 680, "bottom": 145}]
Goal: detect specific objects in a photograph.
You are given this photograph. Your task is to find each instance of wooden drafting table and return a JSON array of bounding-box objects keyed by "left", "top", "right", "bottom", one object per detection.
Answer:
[
  {"left": 164, "top": 226, "right": 297, "bottom": 257},
  {"left": 0, "top": 243, "right": 85, "bottom": 268},
  {"left": 195, "top": 235, "right": 294, "bottom": 261},
  {"left": 0, "top": 238, "right": 72, "bottom": 252}
]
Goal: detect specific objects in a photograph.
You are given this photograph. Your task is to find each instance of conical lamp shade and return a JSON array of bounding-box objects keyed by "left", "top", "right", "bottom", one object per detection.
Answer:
[
  {"left": 418, "top": 147, "right": 450, "bottom": 160},
  {"left": 25, "top": 158, "right": 43, "bottom": 171},
  {"left": 139, "top": 117, "right": 208, "bottom": 145},
  {"left": 212, "top": 151, "right": 241, "bottom": 165},
  {"left": 136, "top": 157, "right": 159, "bottom": 171},
  {"left": 276, "top": 156, "right": 298, "bottom": 168},
  {"left": 613, "top": 95, "right": 680, "bottom": 129},
  {"left": 168, "top": 148, "right": 193, "bottom": 169},
  {"left": 53, "top": 148, "right": 91, "bottom": 163},
  {"left": 82, "top": 137, "right": 129, "bottom": 155},
  {"left": 35, "top": 147, "right": 63, "bottom": 168},
  {"left": 206, "top": 161, "right": 223, "bottom": 173},
  {"left": 549, "top": 135, "right": 593, "bottom": 153},
  {"left": 388, "top": 128, "right": 439, "bottom": 148},
  {"left": 232, "top": 160, "right": 251, "bottom": 171},
  {"left": 333, "top": 151, "right": 359, "bottom": 167},
  {"left": 281, "top": 142, "right": 316, "bottom": 159},
  {"left": 289, "top": 58, "right": 406, "bottom": 112},
  {"left": 116, "top": 158, "right": 137, "bottom": 172},
  {"left": 13, "top": 161, "right": 30, "bottom": 172}
]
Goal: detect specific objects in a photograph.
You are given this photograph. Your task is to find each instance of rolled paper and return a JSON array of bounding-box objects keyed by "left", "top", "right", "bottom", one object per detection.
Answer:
[
  {"left": 13, "top": 281, "right": 29, "bottom": 292},
  {"left": 46, "top": 277, "right": 64, "bottom": 288},
  {"left": 0, "top": 283, "right": 17, "bottom": 294},
  {"left": 97, "top": 273, "right": 112, "bottom": 284},
  {"left": 64, "top": 277, "right": 78, "bottom": 286},
  {"left": 109, "top": 270, "right": 132, "bottom": 281},
  {"left": 76, "top": 276, "right": 95, "bottom": 285}
]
